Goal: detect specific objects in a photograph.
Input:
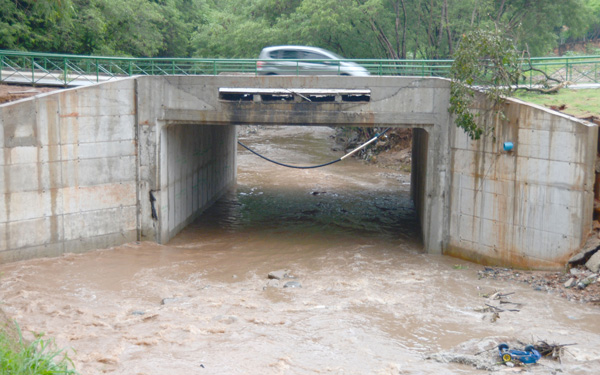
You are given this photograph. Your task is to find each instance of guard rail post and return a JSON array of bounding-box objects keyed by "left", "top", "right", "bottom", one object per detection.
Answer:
[
  {"left": 63, "top": 57, "right": 68, "bottom": 86},
  {"left": 30, "top": 56, "right": 34, "bottom": 84}
]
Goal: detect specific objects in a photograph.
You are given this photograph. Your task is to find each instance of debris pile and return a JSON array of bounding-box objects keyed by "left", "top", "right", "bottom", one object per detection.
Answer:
[
  {"left": 427, "top": 337, "right": 572, "bottom": 372},
  {"left": 477, "top": 266, "right": 600, "bottom": 305},
  {"left": 475, "top": 220, "right": 600, "bottom": 305},
  {"left": 520, "top": 339, "right": 575, "bottom": 361}
]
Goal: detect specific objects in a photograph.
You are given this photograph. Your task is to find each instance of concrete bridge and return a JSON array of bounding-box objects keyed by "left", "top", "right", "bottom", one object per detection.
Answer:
[{"left": 0, "top": 76, "right": 596, "bottom": 269}]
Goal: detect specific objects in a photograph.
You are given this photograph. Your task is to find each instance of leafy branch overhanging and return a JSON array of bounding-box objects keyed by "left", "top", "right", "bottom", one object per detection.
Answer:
[{"left": 449, "top": 29, "right": 522, "bottom": 140}]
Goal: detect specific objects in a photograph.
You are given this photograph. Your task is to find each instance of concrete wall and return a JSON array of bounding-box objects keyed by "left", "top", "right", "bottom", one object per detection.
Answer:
[
  {"left": 411, "top": 128, "right": 429, "bottom": 235},
  {"left": 135, "top": 75, "right": 453, "bottom": 254},
  {"left": 158, "top": 124, "right": 236, "bottom": 243},
  {"left": 0, "top": 76, "right": 238, "bottom": 262},
  {"left": 2, "top": 74, "right": 595, "bottom": 269},
  {"left": 0, "top": 80, "right": 138, "bottom": 262},
  {"left": 447, "top": 95, "right": 598, "bottom": 269},
  {"left": 136, "top": 76, "right": 238, "bottom": 244}
]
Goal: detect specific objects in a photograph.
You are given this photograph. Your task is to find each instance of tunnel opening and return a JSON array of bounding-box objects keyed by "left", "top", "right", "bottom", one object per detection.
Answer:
[
  {"left": 154, "top": 81, "right": 442, "bottom": 255},
  {"left": 161, "top": 124, "right": 426, "bottom": 251}
]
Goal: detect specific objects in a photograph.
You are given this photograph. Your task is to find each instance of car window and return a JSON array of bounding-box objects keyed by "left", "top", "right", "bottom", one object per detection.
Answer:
[
  {"left": 281, "top": 50, "right": 302, "bottom": 59},
  {"left": 302, "top": 51, "right": 330, "bottom": 61},
  {"left": 268, "top": 50, "right": 280, "bottom": 59}
]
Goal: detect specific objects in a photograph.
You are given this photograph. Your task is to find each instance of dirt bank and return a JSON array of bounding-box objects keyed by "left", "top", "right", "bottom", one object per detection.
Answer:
[{"left": 0, "top": 83, "right": 59, "bottom": 104}]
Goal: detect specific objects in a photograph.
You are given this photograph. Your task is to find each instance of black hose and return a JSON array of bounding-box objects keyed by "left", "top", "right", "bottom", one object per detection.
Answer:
[
  {"left": 237, "top": 140, "right": 342, "bottom": 169},
  {"left": 237, "top": 127, "right": 390, "bottom": 169}
]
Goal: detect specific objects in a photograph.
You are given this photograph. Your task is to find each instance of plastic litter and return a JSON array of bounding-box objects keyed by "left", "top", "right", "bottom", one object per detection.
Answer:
[{"left": 498, "top": 343, "right": 541, "bottom": 364}]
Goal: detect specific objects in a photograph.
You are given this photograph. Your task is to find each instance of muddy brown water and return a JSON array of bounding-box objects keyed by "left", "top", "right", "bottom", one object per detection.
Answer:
[{"left": 1, "top": 126, "right": 599, "bottom": 374}]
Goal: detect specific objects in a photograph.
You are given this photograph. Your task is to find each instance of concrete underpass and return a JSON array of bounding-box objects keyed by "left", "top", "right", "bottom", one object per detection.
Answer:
[{"left": 0, "top": 75, "right": 596, "bottom": 269}]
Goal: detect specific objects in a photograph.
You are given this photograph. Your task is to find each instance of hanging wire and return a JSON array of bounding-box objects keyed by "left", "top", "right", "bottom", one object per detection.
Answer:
[{"left": 237, "top": 128, "right": 391, "bottom": 169}]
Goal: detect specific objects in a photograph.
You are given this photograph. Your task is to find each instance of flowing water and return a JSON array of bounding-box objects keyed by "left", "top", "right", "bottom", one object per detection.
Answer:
[{"left": 1, "top": 126, "right": 599, "bottom": 374}]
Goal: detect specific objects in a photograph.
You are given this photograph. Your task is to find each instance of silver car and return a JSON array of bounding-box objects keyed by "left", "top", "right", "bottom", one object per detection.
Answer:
[{"left": 257, "top": 45, "right": 370, "bottom": 76}]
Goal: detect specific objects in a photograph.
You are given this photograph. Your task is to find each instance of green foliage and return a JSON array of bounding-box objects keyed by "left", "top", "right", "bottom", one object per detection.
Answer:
[
  {"left": 0, "top": 0, "right": 598, "bottom": 59},
  {"left": 0, "top": 0, "right": 74, "bottom": 51},
  {"left": 0, "top": 323, "right": 79, "bottom": 375},
  {"left": 449, "top": 29, "right": 522, "bottom": 140}
]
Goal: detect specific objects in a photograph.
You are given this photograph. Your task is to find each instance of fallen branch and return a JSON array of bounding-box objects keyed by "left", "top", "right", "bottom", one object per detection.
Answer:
[
  {"left": 517, "top": 81, "right": 571, "bottom": 94},
  {"left": 518, "top": 339, "right": 576, "bottom": 361},
  {"left": 485, "top": 303, "right": 520, "bottom": 312},
  {"left": 474, "top": 345, "right": 497, "bottom": 356},
  {"left": 499, "top": 300, "right": 523, "bottom": 307},
  {"left": 521, "top": 44, "right": 561, "bottom": 85}
]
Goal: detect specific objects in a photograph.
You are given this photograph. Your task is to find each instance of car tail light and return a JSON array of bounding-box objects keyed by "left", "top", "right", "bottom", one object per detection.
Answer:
[{"left": 257, "top": 61, "right": 264, "bottom": 69}]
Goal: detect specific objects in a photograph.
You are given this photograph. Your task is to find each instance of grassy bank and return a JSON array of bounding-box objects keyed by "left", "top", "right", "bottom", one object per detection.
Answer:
[
  {"left": 0, "top": 311, "right": 79, "bottom": 375},
  {"left": 513, "top": 88, "right": 600, "bottom": 118}
]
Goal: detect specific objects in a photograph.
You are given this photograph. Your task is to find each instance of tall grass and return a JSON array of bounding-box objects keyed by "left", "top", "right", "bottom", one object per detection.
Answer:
[{"left": 0, "top": 323, "right": 79, "bottom": 375}]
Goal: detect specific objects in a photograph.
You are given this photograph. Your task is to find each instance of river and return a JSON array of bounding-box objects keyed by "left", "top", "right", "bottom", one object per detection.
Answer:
[{"left": 0, "top": 126, "right": 599, "bottom": 374}]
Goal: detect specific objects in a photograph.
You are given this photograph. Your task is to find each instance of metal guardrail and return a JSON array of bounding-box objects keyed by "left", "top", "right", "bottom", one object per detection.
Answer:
[{"left": 1, "top": 49, "right": 599, "bottom": 87}]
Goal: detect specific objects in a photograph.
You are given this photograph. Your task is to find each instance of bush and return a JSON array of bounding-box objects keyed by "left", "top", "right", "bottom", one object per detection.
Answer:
[{"left": 0, "top": 322, "right": 79, "bottom": 375}]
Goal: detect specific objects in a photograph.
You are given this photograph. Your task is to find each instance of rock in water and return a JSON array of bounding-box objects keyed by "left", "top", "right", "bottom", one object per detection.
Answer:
[
  {"left": 283, "top": 281, "right": 302, "bottom": 288},
  {"left": 268, "top": 269, "right": 291, "bottom": 280}
]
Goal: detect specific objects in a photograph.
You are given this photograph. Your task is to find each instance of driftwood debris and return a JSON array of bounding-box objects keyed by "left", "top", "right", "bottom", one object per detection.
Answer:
[
  {"left": 518, "top": 339, "right": 576, "bottom": 361},
  {"left": 518, "top": 81, "right": 572, "bottom": 94},
  {"left": 476, "top": 290, "right": 522, "bottom": 322},
  {"left": 484, "top": 303, "right": 520, "bottom": 313}
]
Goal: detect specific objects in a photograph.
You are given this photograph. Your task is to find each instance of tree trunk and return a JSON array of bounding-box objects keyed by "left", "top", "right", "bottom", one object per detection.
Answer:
[
  {"left": 400, "top": 0, "right": 407, "bottom": 59},
  {"left": 437, "top": 0, "right": 445, "bottom": 54},
  {"left": 356, "top": 0, "right": 398, "bottom": 58},
  {"left": 444, "top": 0, "right": 453, "bottom": 55},
  {"left": 393, "top": 0, "right": 401, "bottom": 58}
]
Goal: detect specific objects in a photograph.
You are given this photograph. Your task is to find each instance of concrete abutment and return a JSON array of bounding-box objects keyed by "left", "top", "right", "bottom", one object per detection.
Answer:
[{"left": 0, "top": 75, "right": 596, "bottom": 270}]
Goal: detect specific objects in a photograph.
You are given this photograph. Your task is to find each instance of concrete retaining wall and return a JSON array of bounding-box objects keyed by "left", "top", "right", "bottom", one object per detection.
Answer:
[
  {"left": 1, "top": 75, "right": 596, "bottom": 269},
  {"left": 158, "top": 124, "right": 236, "bottom": 242},
  {"left": 447, "top": 95, "right": 598, "bottom": 269},
  {"left": 411, "top": 128, "right": 429, "bottom": 237},
  {"left": 0, "top": 76, "right": 238, "bottom": 262},
  {"left": 136, "top": 76, "right": 238, "bottom": 244},
  {"left": 134, "top": 75, "right": 453, "bottom": 254},
  {"left": 0, "top": 80, "right": 138, "bottom": 262}
]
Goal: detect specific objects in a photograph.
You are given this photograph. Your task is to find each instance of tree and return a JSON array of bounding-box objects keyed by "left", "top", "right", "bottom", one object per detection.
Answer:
[
  {"left": 489, "top": 0, "right": 593, "bottom": 56},
  {"left": 448, "top": 28, "right": 522, "bottom": 140},
  {"left": 1, "top": 0, "right": 598, "bottom": 59},
  {"left": 0, "top": 0, "right": 74, "bottom": 52}
]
